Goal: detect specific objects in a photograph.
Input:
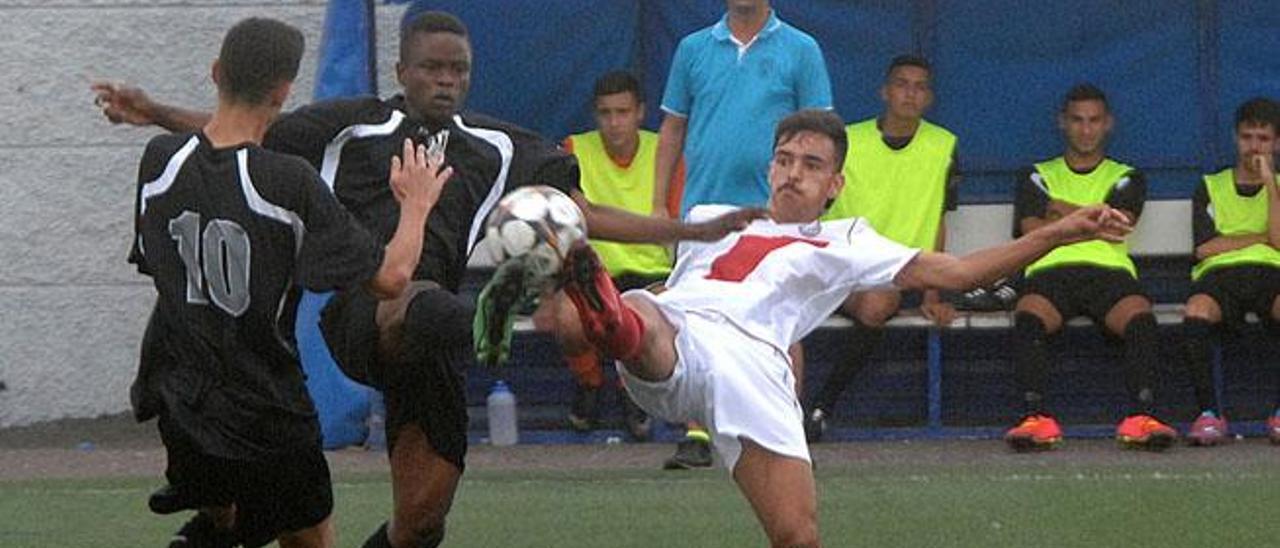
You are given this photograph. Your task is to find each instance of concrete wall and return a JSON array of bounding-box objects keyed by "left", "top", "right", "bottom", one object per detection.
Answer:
[{"left": 0, "top": 0, "right": 407, "bottom": 427}]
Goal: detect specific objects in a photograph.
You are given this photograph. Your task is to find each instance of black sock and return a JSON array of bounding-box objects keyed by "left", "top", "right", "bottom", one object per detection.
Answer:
[
  {"left": 174, "top": 511, "right": 237, "bottom": 548},
  {"left": 812, "top": 322, "right": 884, "bottom": 413},
  {"left": 1013, "top": 312, "right": 1051, "bottom": 415},
  {"left": 362, "top": 522, "right": 445, "bottom": 548},
  {"left": 1182, "top": 317, "right": 1217, "bottom": 415},
  {"left": 419, "top": 526, "right": 445, "bottom": 548},
  {"left": 1268, "top": 319, "right": 1280, "bottom": 414},
  {"left": 1122, "top": 313, "right": 1159, "bottom": 415},
  {"left": 362, "top": 522, "right": 393, "bottom": 548}
]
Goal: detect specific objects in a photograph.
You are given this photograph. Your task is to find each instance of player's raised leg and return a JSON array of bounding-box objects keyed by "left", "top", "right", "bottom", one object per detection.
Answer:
[{"left": 560, "top": 243, "right": 677, "bottom": 380}]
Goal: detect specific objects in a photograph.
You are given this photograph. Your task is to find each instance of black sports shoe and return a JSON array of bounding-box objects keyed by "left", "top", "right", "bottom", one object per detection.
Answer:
[
  {"left": 567, "top": 385, "right": 600, "bottom": 432},
  {"left": 621, "top": 393, "right": 652, "bottom": 442},
  {"left": 804, "top": 408, "right": 829, "bottom": 443},
  {"left": 168, "top": 511, "right": 237, "bottom": 548},
  {"left": 473, "top": 258, "right": 528, "bottom": 367},
  {"left": 474, "top": 253, "right": 556, "bottom": 366},
  {"left": 149, "top": 484, "right": 197, "bottom": 515},
  {"left": 662, "top": 438, "right": 713, "bottom": 470},
  {"left": 954, "top": 278, "right": 1018, "bottom": 311}
]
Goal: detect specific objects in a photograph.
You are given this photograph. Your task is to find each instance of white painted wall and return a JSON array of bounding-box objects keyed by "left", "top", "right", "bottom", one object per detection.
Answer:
[{"left": 0, "top": 1, "right": 408, "bottom": 427}]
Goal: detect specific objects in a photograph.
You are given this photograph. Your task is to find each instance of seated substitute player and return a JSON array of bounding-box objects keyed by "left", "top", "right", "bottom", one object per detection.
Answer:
[
  {"left": 804, "top": 54, "right": 960, "bottom": 441},
  {"left": 520, "top": 109, "right": 1132, "bottom": 548},
  {"left": 127, "top": 18, "right": 450, "bottom": 548},
  {"left": 1181, "top": 97, "right": 1280, "bottom": 446},
  {"left": 1003, "top": 84, "right": 1177, "bottom": 452},
  {"left": 96, "top": 11, "right": 757, "bottom": 548},
  {"left": 557, "top": 70, "right": 680, "bottom": 439}
]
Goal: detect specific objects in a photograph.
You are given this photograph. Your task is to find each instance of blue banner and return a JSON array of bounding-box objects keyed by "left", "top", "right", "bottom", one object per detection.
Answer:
[
  {"left": 315, "top": 0, "right": 378, "bottom": 100},
  {"left": 396, "top": 0, "right": 1278, "bottom": 203},
  {"left": 301, "top": 0, "right": 379, "bottom": 450}
]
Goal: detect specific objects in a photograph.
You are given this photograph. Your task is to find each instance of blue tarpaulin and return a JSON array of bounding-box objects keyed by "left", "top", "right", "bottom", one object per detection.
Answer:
[
  {"left": 301, "top": 0, "right": 379, "bottom": 449},
  {"left": 394, "top": 0, "right": 1278, "bottom": 202}
]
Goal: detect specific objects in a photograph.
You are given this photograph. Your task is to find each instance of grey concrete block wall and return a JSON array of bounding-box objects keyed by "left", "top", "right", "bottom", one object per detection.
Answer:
[{"left": 0, "top": 1, "right": 408, "bottom": 427}]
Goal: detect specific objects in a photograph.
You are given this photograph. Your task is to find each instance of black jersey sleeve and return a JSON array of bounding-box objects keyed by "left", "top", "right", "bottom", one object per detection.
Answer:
[
  {"left": 1191, "top": 181, "right": 1217, "bottom": 247},
  {"left": 1106, "top": 168, "right": 1147, "bottom": 222},
  {"left": 510, "top": 128, "right": 582, "bottom": 195},
  {"left": 1012, "top": 167, "right": 1048, "bottom": 238},
  {"left": 264, "top": 108, "right": 337, "bottom": 170},
  {"left": 293, "top": 162, "right": 384, "bottom": 291},
  {"left": 129, "top": 135, "right": 185, "bottom": 275}
]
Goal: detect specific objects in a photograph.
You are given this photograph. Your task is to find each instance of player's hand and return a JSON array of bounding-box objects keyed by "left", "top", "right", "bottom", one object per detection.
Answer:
[
  {"left": 390, "top": 138, "right": 452, "bottom": 214},
  {"left": 920, "top": 292, "right": 957, "bottom": 326},
  {"left": 1051, "top": 205, "right": 1132, "bottom": 244},
  {"left": 1253, "top": 153, "right": 1275, "bottom": 185},
  {"left": 686, "top": 207, "right": 767, "bottom": 241},
  {"left": 91, "top": 82, "right": 157, "bottom": 126}
]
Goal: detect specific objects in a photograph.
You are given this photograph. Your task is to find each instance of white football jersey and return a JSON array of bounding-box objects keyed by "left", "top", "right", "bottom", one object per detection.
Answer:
[{"left": 657, "top": 205, "right": 920, "bottom": 352}]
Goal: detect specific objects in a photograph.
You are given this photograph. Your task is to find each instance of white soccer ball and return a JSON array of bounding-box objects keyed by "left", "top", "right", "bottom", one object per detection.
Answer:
[{"left": 483, "top": 185, "right": 587, "bottom": 273}]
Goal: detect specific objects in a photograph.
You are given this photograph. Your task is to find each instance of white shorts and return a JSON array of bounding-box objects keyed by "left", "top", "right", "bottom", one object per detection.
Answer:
[{"left": 615, "top": 291, "right": 809, "bottom": 471}]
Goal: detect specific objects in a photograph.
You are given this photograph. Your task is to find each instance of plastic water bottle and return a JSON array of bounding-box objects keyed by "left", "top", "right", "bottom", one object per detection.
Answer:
[{"left": 487, "top": 380, "right": 519, "bottom": 446}]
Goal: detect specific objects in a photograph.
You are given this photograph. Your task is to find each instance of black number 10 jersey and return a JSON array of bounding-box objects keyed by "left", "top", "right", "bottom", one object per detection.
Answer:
[{"left": 130, "top": 132, "right": 382, "bottom": 458}]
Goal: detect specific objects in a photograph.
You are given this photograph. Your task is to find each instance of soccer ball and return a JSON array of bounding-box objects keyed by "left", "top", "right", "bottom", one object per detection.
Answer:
[{"left": 482, "top": 185, "right": 587, "bottom": 273}]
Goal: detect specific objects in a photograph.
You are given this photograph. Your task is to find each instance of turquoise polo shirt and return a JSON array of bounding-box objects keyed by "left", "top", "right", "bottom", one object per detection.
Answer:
[{"left": 661, "top": 10, "right": 833, "bottom": 217}]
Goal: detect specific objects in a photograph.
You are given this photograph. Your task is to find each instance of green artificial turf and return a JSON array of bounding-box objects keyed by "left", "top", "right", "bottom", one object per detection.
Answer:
[{"left": 2, "top": 460, "right": 1278, "bottom": 547}]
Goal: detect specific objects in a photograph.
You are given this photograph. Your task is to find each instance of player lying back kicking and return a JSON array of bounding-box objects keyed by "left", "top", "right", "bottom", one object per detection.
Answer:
[{"left": 522, "top": 109, "right": 1132, "bottom": 548}]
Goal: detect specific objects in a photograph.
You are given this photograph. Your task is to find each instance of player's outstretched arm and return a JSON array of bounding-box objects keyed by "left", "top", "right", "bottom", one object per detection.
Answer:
[
  {"left": 895, "top": 205, "right": 1132, "bottom": 292},
  {"left": 91, "top": 82, "right": 210, "bottom": 132},
  {"left": 573, "top": 192, "right": 764, "bottom": 244},
  {"left": 368, "top": 138, "right": 452, "bottom": 299}
]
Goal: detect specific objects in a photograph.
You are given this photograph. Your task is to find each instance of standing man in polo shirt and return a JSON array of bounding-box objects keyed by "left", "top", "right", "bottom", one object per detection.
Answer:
[
  {"left": 803, "top": 54, "right": 960, "bottom": 441},
  {"left": 652, "top": 0, "right": 834, "bottom": 469}
]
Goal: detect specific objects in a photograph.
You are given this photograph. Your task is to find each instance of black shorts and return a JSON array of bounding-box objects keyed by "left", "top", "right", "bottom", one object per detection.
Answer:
[
  {"left": 1190, "top": 265, "right": 1280, "bottom": 330},
  {"left": 320, "top": 286, "right": 471, "bottom": 470},
  {"left": 613, "top": 272, "right": 667, "bottom": 293},
  {"left": 1023, "top": 265, "right": 1149, "bottom": 326},
  {"left": 157, "top": 417, "right": 332, "bottom": 548}
]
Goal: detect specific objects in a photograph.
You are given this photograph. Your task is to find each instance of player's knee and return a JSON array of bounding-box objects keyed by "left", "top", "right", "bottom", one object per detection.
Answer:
[
  {"left": 1184, "top": 293, "right": 1220, "bottom": 320},
  {"left": 403, "top": 287, "right": 473, "bottom": 350},
  {"left": 1106, "top": 296, "right": 1148, "bottom": 328},
  {"left": 854, "top": 306, "right": 894, "bottom": 327},
  {"left": 1015, "top": 297, "right": 1060, "bottom": 331},
  {"left": 845, "top": 294, "right": 898, "bottom": 327}
]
